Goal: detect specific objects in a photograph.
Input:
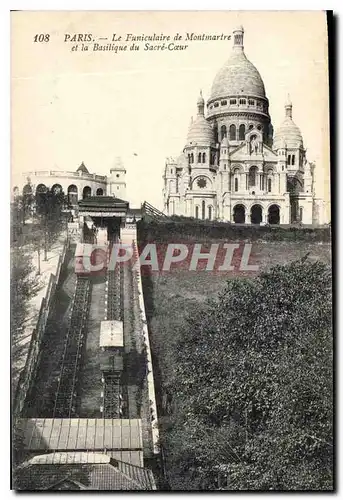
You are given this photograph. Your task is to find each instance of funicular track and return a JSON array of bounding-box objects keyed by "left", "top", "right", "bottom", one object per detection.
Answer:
[
  {"left": 102, "top": 236, "right": 124, "bottom": 418},
  {"left": 103, "top": 375, "right": 122, "bottom": 418},
  {"left": 107, "top": 263, "right": 121, "bottom": 322},
  {"left": 52, "top": 277, "right": 91, "bottom": 418}
]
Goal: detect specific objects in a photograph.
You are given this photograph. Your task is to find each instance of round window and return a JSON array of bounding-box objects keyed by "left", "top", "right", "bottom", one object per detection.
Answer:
[{"left": 197, "top": 178, "right": 207, "bottom": 189}]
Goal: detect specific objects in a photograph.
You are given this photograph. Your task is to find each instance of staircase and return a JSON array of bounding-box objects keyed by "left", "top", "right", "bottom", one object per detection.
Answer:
[{"left": 141, "top": 202, "right": 170, "bottom": 222}]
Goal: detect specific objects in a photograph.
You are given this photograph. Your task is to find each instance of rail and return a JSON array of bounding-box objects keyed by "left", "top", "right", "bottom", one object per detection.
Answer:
[{"left": 52, "top": 277, "right": 91, "bottom": 418}]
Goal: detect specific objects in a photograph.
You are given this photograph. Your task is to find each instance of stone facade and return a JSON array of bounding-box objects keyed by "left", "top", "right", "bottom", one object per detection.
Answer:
[
  {"left": 12, "top": 158, "right": 127, "bottom": 205},
  {"left": 163, "top": 26, "right": 325, "bottom": 225}
]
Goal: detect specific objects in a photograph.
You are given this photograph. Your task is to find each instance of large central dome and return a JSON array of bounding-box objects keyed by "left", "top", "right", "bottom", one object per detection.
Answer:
[{"left": 210, "top": 26, "right": 266, "bottom": 101}]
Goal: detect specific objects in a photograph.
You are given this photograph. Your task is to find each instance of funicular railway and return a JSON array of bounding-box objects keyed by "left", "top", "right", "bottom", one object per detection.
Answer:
[
  {"left": 16, "top": 196, "right": 159, "bottom": 489},
  {"left": 102, "top": 235, "right": 124, "bottom": 419}
]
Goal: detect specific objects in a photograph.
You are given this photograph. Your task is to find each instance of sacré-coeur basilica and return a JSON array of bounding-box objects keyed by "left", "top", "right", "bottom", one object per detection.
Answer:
[{"left": 163, "top": 26, "right": 325, "bottom": 225}]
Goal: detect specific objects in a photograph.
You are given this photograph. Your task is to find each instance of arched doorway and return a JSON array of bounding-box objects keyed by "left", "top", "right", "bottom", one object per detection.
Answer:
[
  {"left": 268, "top": 204, "right": 280, "bottom": 225},
  {"left": 83, "top": 186, "right": 91, "bottom": 199},
  {"left": 233, "top": 204, "right": 245, "bottom": 223},
  {"left": 36, "top": 183, "right": 48, "bottom": 194},
  {"left": 51, "top": 183, "right": 63, "bottom": 196},
  {"left": 251, "top": 204, "right": 263, "bottom": 224},
  {"left": 68, "top": 184, "right": 78, "bottom": 205},
  {"left": 96, "top": 188, "right": 104, "bottom": 196}
]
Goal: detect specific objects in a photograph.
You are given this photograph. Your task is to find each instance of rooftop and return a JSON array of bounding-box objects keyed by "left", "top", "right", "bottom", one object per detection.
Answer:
[{"left": 14, "top": 454, "right": 156, "bottom": 490}]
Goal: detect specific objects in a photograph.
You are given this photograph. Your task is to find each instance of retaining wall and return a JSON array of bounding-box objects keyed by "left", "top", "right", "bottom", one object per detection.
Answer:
[{"left": 14, "top": 240, "right": 70, "bottom": 416}]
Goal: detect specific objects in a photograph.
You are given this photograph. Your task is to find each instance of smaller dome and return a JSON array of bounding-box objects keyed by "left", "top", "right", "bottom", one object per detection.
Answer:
[
  {"left": 186, "top": 93, "right": 214, "bottom": 146},
  {"left": 187, "top": 116, "right": 214, "bottom": 145},
  {"left": 273, "top": 117, "right": 303, "bottom": 150}
]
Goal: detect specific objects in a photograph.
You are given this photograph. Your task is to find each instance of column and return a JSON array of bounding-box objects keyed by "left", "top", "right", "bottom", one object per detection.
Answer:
[
  {"left": 263, "top": 208, "right": 268, "bottom": 223},
  {"left": 246, "top": 209, "right": 251, "bottom": 224}
]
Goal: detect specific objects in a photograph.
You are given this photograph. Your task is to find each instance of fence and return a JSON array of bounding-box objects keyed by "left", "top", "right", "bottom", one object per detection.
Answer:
[{"left": 13, "top": 239, "right": 70, "bottom": 416}]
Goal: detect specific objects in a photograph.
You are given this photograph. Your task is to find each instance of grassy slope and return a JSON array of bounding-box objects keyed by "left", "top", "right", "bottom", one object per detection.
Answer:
[{"left": 138, "top": 222, "right": 331, "bottom": 486}]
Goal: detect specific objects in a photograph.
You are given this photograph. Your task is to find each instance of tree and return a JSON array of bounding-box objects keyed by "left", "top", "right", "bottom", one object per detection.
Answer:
[
  {"left": 11, "top": 248, "right": 41, "bottom": 383},
  {"left": 35, "top": 188, "right": 65, "bottom": 258},
  {"left": 163, "top": 259, "right": 333, "bottom": 490}
]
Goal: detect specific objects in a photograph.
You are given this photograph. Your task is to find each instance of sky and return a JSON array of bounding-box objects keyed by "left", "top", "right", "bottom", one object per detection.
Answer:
[{"left": 11, "top": 11, "right": 330, "bottom": 211}]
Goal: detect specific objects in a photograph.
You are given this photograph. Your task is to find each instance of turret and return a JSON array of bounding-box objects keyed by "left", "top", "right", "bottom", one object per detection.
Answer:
[
  {"left": 108, "top": 157, "right": 126, "bottom": 199},
  {"left": 303, "top": 160, "right": 314, "bottom": 194},
  {"left": 219, "top": 136, "right": 229, "bottom": 171}
]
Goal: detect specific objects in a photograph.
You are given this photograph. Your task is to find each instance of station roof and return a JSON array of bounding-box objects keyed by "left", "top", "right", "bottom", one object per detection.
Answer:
[
  {"left": 78, "top": 196, "right": 129, "bottom": 216},
  {"left": 100, "top": 320, "right": 124, "bottom": 347},
  {"left": 17, "top": 418, "right": 143, "bottom": 452}
]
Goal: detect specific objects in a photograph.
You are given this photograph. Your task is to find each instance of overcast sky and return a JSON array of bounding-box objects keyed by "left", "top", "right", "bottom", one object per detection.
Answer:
[{"left": 11, "top": 11, "right": 330, "bottom": 210}]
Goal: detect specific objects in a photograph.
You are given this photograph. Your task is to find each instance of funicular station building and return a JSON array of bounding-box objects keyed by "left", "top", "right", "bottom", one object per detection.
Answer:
[{"left": 15, "top": 188, "right": 159, "bottom": 490}]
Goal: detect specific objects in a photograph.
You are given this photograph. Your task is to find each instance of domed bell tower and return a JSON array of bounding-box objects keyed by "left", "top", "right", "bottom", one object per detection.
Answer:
[{"left": 206, "top": 25, "right": 272, "bottom": 150}]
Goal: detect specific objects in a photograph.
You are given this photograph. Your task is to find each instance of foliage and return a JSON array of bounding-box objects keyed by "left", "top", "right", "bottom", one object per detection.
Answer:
[
  {"left": 35, "top": 188, "right": 65, "bottom": 249},
  {"left": 137, "top": 219, "right": 331, "bottom": 243},
  {"left": 11, "top": 248, "right": 41, "bottom": 382},
  {"left": 156, "top": 259, "right": 333, "bottom": 490}
]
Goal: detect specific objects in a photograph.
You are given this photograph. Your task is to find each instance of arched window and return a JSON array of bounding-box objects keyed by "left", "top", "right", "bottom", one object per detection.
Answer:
[
  {"left": 208, "top": 206, "right": 212, "bottom": 220},
  {"left": 221, "top": 125, "right": 227, "bottom": 140},
  {"left": 268, "top": 178, "right": 272, "bottom": 192},
  {"left": 239, "top": 124, "right": 246, "bottom": 140},
  {"left": 202, "top": 200, "right": 206, "bottom": 220},
  {"left": 68, "top": 184, "right": 78, "bottom": 205},
  {"left": 202, "top": 152, "right": 206, "bottom": 163},
  {"left": 287, "top": 155, "right": 291, "bottom": 165},
  {"left": 213, "top": 124, "right": 218, "bottom": 143},
  {"left": 195, "top": 206, "right": 199, "bottom": 219},
  {"left": 299, "top": 207, "right": 303, "bottom": 221},
  {"left": 198, "top": 152, "right": 202, "bottom": 163},
  {"left": 249, "top": 167, "right": 257, "bottom": 187},
  {"left": 83, "top": 186, "right": 91, "bottom": 199},
  {"left": 229, "top": 124, "right": 236, "bottom": 141},
  {"left": 292, "top": 155, "right": 295, "bottom": 165},
  {"left": 234, "top": 177, "right": 238, "bottom": 192},
  {"left": 191, "top": 153, "right": 194, "bottom": 163}
]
